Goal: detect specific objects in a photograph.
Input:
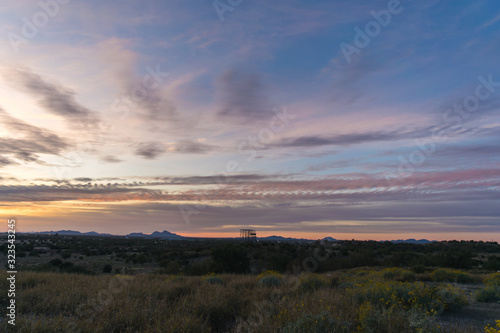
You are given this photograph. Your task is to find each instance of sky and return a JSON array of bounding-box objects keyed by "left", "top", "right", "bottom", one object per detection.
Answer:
[{"left": 0, "top": 0, "right": 499, "bottom": 241}]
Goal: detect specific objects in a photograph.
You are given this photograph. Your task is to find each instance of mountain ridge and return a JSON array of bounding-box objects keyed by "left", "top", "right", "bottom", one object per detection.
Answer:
[{"left": 21, "top": 230, "right": 435, "bottom": 243}]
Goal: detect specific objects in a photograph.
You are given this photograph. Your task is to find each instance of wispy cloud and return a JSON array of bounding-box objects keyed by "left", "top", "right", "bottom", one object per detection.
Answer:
[
  {"left": 134, "top": 140, "right": 220, "bottom": 159},
  {"left": 134, "top": 142, "right": 165, "bottom": 159},
  {"left": 1, "top": 0, "right": 500, "bottom": 239},
  {"left": 216, "top": 68, "right": 274, "bottom": 122},
  {"left": 0, "top": 108, "right": 70, "bottom": 166},
  {"left": 100, "top": 155, "right": 122, "bottom": 163},
  {"left": 481, "top": 11, "right": 500, "bottom": 28},
  {"left": 273, "top": 127, "right": 431, "bottom": 148},
  {"left": 4, "top": 67, "right": 99, "bottom": 129}
]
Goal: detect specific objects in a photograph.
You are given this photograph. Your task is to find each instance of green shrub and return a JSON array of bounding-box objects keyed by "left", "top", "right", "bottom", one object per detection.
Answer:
[
  {"left": 476, "top": 285, "right": 500, "bottom": 303},
  {"left": 258, "top": 276, "right": 281, "bottom": 287},
  {"left": 61, "top": 251, "right": 72, "bottom": 259},
  {"left": 455, "top": 273, "right": 474, "bottom": 284},
  {"left": 299, "top": 274, "right": 327, "bottom": 292},
  {"left": 338, "top": 282, "right": 353, "bottom": 289},
  {"left": 431, "top": 269, "right": 459, "bottom": 282},
  {"left": 382, "top": 268, "right": 415, "bottom": 282},
  {"left": 356, "top": 303, "right": 434, "bottom": 333},
  {"left": 383, "top": 270, "right": 396, "bottom": 280},
  {"left": 347, "top": 280, "right": 466, "bottom": 315},
  {"left": 484, "top": 273, "right": 500, "bottom": 286},
  {"left": 400, "top": 271, "right": 416, "bottom": 282},
  {"left": 411, "top": 264, "right": 426, "bottom": 274},
  {"left": 205, "top": 276, "right": 224, "bottom": 285},
  {"left": 408, "top": 310, "right": 443, "bottom": 333},
  {"left": 436, "top": 284, "right": 468, "bottom": 311}
]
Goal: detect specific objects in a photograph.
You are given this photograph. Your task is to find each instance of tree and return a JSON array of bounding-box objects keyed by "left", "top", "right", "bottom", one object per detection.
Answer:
[
  {"left": 61, "top": 251, "right": 72, "bottom": 259},
  {"left": 211, "top": 244, "right": 250, "bottom": 273},
  {"left": 103, "top": 264, "right": 113, "bottom": 273}
]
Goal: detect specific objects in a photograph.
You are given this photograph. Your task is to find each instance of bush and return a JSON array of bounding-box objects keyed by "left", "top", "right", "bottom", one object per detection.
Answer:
[
  {"left": 400, "top": 271, "right": 416, "bottom": 282},
  {"left": 382, "top": 268, "right": 415, "bottom": 282},
  {"left": 383, "top": 269, "right": 396, "bottom": 280},
  {"left": 484, "top": 256, "right": 500, "bottom": 271},
  {"left": 299, "top": 274, "right": 327, "bottom": 292},
  {"left": 431, "top": 269, "right": 460, "bottom": 282},
  {"left": 411, "top": 264, "right": 426, "bottom": 274},
  {"left": 205, "top": 276, "right": 224, "bottom": 285},
  {"left": 257, "top": 270, "right": 282, "bottom": 287},
  {"left": 347, "top": 280, "right": 467, "bottom": 315},
  {"left": 184, "top": 260, "right": 212, "bottom": 275},
  {"left": 259, "top": 276, "right": 281, "bottom": 287},
  {"left": 61, "top": 251, "right": 72, "bottom": 259},
  {"left": 455, "top": 273, "right": 474, "bottom": 283},
  {"left": 211, "top": 244, "right": 250, "bottom": 274},
  {"left": 476, "top": 286, "right": 500, "bottom": 303},
  {"left": 338, "top": 282, "right": 353, "bottom": 289},
  {"left": 49, "top": 258, "right": 63, "bottom": 267},
  {"left": 436, "top": 284, "right": 468, "bottom": 311},
  {"left": 484, "top": 273, "right": 500, "bottom": 286},
  {"left": 103, "top": 264, "right": 113, "bottom": 273},
  {"left": 485, "top": 320, "right": 500, "bottom": 333}
]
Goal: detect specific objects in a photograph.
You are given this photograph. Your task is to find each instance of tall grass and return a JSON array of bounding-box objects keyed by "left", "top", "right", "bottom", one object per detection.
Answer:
[{"left": 1, "top": 269, "right": 496, "bottom": 332}]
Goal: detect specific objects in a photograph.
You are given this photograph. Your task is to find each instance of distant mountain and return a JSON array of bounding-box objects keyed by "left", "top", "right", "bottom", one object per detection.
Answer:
[
  {"left": 149, "top": 230, "right": 184, "bottom": 239},
  {"left": 34, "top": 230, "right": 112, "bottom": 236},
  {"left": 127, "top": 232, "right": 147, "bottom": 237},
  {"left": 25, "top": 231, "right": 434, "bottom": 243},
  {"left": 389, "top": 239, "right": 435, "bottom": 244},
  {"left": 259, "top": 235, "right": 312, "bottom": 242},
  {"left": 29, "top": 230, "right": 183, "bottom": 239},
  {"left": 125, "top": 230, "right": 184, "bottom": 239}
]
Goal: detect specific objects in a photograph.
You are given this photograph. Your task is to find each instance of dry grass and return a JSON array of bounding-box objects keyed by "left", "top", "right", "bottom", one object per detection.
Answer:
[{"left": 1, "top": 269, "right": 498, "bottom": 332}]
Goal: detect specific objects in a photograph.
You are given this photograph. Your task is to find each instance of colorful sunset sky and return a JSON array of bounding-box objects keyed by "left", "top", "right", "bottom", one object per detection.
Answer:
[{"left": 1, "top": 0, "right": 499, "bottom": 241}]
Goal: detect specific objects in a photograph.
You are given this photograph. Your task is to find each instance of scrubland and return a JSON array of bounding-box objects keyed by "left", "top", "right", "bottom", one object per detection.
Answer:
[{"left": 2, "top": 268, "right": 499, "bottom": 332}]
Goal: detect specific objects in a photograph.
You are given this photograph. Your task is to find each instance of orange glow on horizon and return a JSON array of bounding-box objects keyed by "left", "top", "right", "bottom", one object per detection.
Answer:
[
  {"left": 2, "top": 204, "right": 499, "bottom": 242},
  {"left": 176, "top": 231, "right": 500, "bottom": 242}
]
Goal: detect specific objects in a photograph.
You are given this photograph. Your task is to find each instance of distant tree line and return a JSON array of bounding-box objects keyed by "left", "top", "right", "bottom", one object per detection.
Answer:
[{"left": 2, "top": 235, "right": 499, "bottom": 275}]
